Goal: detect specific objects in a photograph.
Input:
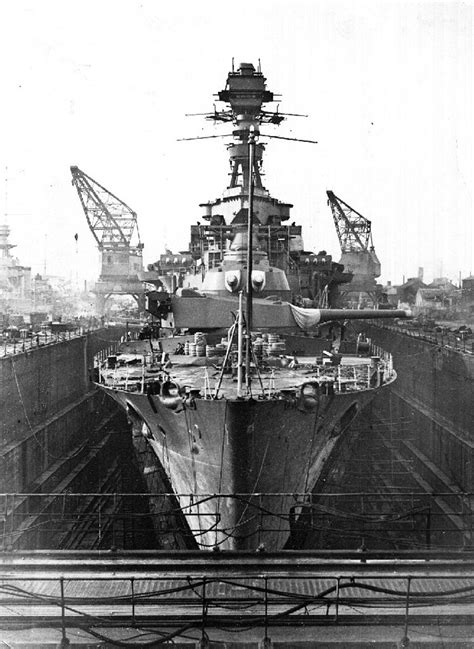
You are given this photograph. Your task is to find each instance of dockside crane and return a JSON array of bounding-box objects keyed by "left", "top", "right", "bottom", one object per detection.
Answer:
[
  {"left": 326, "top": 190, "right": 381, "bottom": 307},
  {"left": 70, "top": 166, "right": 143, "bottom": 251},
  {"left": 70, "top": 166, "right": 145, "bottom": 314}
]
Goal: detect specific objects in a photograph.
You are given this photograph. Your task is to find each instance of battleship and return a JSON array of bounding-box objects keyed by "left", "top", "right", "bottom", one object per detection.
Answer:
[{"left": 95, "top": 62, "right": 411, "bottom": 550}]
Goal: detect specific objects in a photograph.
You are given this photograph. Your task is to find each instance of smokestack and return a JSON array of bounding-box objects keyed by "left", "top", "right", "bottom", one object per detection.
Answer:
[{"left": 418, "top": 267, "right": 424, "bottom": 281}]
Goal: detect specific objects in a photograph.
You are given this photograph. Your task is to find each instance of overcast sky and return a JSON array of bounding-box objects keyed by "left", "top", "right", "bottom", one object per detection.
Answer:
[{"left": 0, "top": 0, "right": 472, "bottom": 286}]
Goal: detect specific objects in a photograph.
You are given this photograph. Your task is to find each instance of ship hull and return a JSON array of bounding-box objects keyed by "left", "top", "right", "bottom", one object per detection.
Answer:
[{"left": 100, "top": 383, "right": 378, "bottom": 550}]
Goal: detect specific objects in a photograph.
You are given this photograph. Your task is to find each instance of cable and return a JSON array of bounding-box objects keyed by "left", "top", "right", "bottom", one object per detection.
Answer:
[{"left": 81, "top": 623, "right": 197, "bottom": 647}]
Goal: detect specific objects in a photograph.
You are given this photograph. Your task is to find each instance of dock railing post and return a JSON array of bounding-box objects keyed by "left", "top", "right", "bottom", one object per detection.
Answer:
[
  {"left": 469, "top": 492, "right": 474, "bottom": 548},
  {"left": 60, "top": 577, "right": 68, "bottom": 647},
  {"left": 2, "top": 494, "right": 7, "bottom": 549},
  {"left": 335, "top": 576, "right": 340, "bottom": 622},
  {"left": 131, "top": 576, "right": 135, "bottom": 626},
  {"left": 425, "top": 507, "right": 431, "bottom": 549},
  {"left": 263, "top": 575, "right": 270, "bottom": 646},
  {"left": 199, "top": 577, "right": 208, "bottom": 648},
  {"left": 214, "top": 499, "right": 219, "bottom": 549},
  {"left": 400, "top": 577, "right": 411, "bottom": 648}
]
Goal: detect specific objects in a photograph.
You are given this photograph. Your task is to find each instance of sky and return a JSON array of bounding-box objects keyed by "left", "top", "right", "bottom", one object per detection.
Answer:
[{"left": 0, "top": 0, "right": 472, "bottom": 286}]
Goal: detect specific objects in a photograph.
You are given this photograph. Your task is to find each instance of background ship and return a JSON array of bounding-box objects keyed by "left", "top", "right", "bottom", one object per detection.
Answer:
[{"left": 95, "top": 62, "right": 410, "bottom": 551}]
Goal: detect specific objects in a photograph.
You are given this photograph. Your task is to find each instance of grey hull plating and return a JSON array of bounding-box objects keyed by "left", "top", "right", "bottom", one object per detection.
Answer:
[{"left": 100, "top": 383, "right": 383, "bottom": 550}]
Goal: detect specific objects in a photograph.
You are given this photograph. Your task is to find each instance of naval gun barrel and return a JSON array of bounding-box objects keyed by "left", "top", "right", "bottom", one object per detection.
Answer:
[
  {"left": 317, "top": 308, "right": 412, "bottom": 323},
  {"left": 288, "top": 305, "right": 412, "bottom": 330}
]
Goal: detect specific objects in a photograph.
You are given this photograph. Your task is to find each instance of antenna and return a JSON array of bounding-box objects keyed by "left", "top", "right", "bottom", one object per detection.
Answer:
[
  {"left": 261, "top": 134, "right": 317, "bottom": 144},
  {"left": 1, "top": 167, "right": 29, "bottom": 225},
  {"left": 74, "top": 233, "right": 79, "bottom": 289},
  {"left": 178, "top": 132, "right": 317, "bottom": 144},
  {"left": 3, "top": 166, "right": 8, "bottom": 222},
  {"left": 245, "top": 127, "right": 256, "bottom": 392},
  {"left": 177, "top": 133, "right": 235, "bottom": 141},
  {"left": 43, "top": 234, "right": 47, "bottom": 276}
]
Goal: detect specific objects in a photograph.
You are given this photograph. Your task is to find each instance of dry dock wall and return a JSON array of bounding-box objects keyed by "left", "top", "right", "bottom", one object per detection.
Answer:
[
  {"left": 362, "top": 324, "right": 473, "bottom": 491},
  {"left": 0, "top": 327, "right": 124, "bottom": 492}
]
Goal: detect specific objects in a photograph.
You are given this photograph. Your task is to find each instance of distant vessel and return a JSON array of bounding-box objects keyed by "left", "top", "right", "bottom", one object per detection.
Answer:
[{"left": 96, "top": 62, "right": 410, "bottom": 550}]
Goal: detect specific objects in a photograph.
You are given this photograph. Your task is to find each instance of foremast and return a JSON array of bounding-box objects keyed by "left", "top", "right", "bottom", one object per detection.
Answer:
[
  {"left": 198, "top": 62, "right": 293, "bottom": 227},
  {"left": 214, "top": 61, "right": 272, "bottom": 192},
  {"left": 204, "top": 63, "right": 289, "bottom": 392}
]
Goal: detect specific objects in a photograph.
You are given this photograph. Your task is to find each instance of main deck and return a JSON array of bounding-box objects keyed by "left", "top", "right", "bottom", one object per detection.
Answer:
[{"left": 97, "top": 339, "right": 395, "bottom": 399}]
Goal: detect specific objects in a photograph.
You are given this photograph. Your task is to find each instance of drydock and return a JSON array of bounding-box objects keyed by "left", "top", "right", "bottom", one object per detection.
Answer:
[
  {"left": 1, "top": 64, "right": 473, "bottom": 646},
  {"left": 1, "top": 325, "right": 473, "bottom": 647}
]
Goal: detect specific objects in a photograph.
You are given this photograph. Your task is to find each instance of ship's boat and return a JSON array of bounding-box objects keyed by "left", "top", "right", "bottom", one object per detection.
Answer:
[{"left": 95, "top": 62, "right": 410, "bottom": 550}]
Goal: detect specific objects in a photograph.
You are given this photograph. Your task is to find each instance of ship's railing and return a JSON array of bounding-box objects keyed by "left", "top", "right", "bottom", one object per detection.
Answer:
[
  {"left": 369, "top": 344, "right": 395, "bottom": 385},
  {"left": 97, "top": 356, "right": 396, "bottom": 394},
  {"left": 97, "top": 354, "right": 159, "bottom": 391},
  {"left": 281, "top": 358, "right": 395, "bottom": 391},
  {"left": 1, "top": 491, "right": 472, "bottom": 552},
  {"left": 94, "top": 342, "right": 122, "bottom": 365}
]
